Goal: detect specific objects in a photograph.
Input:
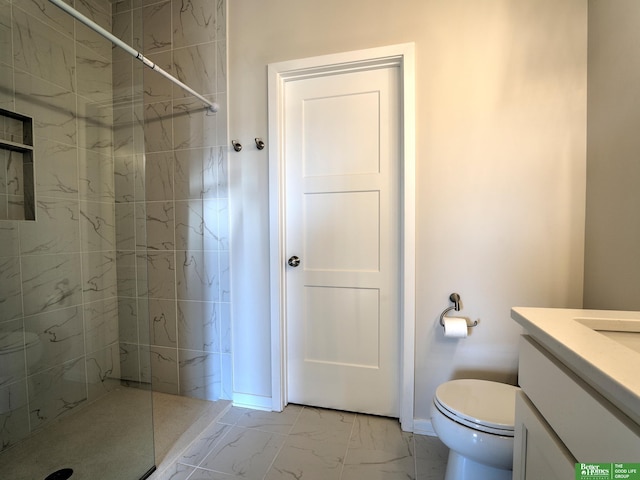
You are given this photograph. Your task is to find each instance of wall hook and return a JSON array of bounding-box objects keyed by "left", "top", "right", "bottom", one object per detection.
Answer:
[
  {"left": 255, "top": 138, "right": 265, "bottom": 150},
  {"left": 232, "top": 140, "right": 242, "bottom": 152}
]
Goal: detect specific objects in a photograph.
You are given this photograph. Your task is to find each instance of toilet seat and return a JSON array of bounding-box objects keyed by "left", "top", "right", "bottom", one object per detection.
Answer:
[{"left": 434, "top": 379, "right": 519, "bottom": 436}]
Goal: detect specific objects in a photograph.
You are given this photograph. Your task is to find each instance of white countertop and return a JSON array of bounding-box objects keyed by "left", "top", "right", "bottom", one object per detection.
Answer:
[{"left": 511, "top": 307, "right": 640, "bottom": 426}]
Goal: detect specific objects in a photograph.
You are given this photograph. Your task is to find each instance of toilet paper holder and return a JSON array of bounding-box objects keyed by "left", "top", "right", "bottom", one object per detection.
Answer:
[{"left": 439, "top": 293, "right": 479, "bottom": 328}]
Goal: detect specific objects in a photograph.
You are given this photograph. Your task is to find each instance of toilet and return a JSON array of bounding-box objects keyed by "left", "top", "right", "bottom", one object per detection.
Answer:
[{"left": 431, "top": 379, "right": 520, "bottom": 480}]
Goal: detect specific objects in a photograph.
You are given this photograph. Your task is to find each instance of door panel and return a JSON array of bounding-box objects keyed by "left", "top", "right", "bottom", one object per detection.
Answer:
[
  {"left": 304, "top": 286, "right": 380, "bottom": 367},
  {"left": 302, "top": 91, "right": 381, "bottom": 177},
  {"left": 304, "top": 191, "right": 380, "bottom": 271},
  {"left": 285, "top": 65, "right": 400, "bottom": 416}
]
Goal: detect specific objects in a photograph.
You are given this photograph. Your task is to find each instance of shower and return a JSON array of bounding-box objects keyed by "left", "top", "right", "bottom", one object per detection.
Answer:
[{"left": 0, "top": 0, "right": 230, "bottom": 478}]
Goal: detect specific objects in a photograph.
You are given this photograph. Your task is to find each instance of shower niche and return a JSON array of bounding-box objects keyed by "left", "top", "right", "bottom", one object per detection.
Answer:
[{"left": 0, "top": 108, "right": 35, "bottom": 221}]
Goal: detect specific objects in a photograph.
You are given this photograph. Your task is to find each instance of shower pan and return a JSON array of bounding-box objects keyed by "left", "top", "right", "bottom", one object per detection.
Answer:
[{"left": 0, "top": 0, "right": 155, "bottom": 477}]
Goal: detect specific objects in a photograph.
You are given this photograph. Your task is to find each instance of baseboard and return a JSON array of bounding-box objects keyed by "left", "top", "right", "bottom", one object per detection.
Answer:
[
  {"left": 232, "top": 392, "right": 273, "bottom": 411},
  {"left": 413, "top": 418, "right": 438, "bottom": 437}
]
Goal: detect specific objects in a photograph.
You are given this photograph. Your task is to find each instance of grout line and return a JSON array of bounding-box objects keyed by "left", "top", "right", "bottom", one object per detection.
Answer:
[
  {"left": 412, "top": 434, "right": 417, "bottom": 480},
  {"left": 151, "top": 400, "right": 233, "bottom": 478},
  {"left": 262, "top": 436, "right": 285, "bottom": 480},
  {"left": 289, "top": 403, "right": 305, "bottom": 434},
  {"left": 259, "top": 404, "right": 306, "bottom": 480},
  {"left": 338, "top": 412, "right": 358, "bottom": 480},
  {"left": 172, "top": 418, "right": 240, "bottom": 480}
]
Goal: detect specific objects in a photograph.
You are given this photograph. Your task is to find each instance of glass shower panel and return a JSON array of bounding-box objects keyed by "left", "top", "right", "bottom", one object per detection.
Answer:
[{"left": 0, "top": 0, "right": 154, "bottom": 478}]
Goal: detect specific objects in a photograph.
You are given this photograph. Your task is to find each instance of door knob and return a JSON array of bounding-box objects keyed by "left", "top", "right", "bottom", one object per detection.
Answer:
[{"left": 288, "top": 256, "right": 300, "bottom": 267}]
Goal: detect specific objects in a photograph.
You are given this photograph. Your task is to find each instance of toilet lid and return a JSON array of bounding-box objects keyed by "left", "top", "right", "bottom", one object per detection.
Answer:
[{"left": 434, "top": 379, "right": 519, "bottom": 435}]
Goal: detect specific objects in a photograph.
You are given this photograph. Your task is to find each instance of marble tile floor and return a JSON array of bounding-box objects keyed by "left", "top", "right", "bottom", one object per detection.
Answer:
[{"left": 150, "top": 404, "right": 449, "bottom": 480}]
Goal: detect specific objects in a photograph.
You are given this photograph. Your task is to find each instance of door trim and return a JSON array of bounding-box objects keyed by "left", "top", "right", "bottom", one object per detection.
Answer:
[{"left": 267, "top": 43, "right": 416, "bottom": 431}]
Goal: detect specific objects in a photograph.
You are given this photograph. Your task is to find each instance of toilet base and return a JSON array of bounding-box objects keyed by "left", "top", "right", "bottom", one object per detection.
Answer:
[{"left": 445, "top": 450, "right": 512, "bottom": 480}]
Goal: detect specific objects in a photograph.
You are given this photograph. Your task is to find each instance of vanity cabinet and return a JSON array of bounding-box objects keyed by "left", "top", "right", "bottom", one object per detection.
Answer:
[
  {"left": 513, "top": 335, "right": 640, "bottom": 479},
  {"left": 514, "top": 391, "right": 575, "bottom": 480}
]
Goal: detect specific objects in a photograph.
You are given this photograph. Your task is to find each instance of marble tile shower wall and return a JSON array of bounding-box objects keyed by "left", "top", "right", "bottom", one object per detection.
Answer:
[
  {"left": 0, "top": 0, "right": 121, "bottom": 452},
  {"left": 115, "top": 0, "right": 231, "bottom": 401}
]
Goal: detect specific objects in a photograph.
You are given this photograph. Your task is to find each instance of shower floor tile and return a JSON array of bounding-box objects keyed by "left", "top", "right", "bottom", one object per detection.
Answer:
[
  {"left": 0, "top": 386, "right": 226, "bottom": 480},
  {"left": 0, "top": 386, "right": 157, "bottom": 480}
]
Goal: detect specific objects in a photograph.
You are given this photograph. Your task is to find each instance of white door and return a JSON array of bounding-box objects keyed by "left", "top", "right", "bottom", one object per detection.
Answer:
[{"left": 284, "top": 65, "right": 400, "bottom": 417}]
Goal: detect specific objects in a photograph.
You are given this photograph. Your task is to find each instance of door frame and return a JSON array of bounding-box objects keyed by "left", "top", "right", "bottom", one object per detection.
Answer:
[{"left": 267, "top": 43, "right": 416, "bottom": 431}]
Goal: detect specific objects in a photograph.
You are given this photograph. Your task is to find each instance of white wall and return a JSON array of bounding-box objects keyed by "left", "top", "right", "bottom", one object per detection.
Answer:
[
  {"left": 228, "top": 0, "right": 587, "bottom": 420},
  {"left": 584, "top": 0, "right": 640, "bottom": 311}
]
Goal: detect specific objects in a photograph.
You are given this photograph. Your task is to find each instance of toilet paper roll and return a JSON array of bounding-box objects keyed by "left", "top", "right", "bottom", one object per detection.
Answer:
[{"left": 443, "top": 317, "right": 468, "bottom": 338}]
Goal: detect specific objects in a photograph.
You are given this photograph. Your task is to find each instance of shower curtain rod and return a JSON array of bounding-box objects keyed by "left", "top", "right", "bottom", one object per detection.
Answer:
[{"left": 48, "top": 0, "right": 219, "bottom": 113}]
